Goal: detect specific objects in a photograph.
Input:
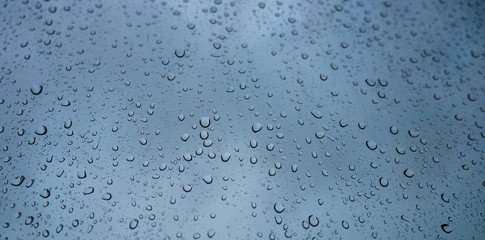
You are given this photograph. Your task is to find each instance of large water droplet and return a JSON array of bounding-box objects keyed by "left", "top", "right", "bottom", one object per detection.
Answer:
[
  {"left": 129, "top": 219, "right": 139, "bottom": 230},
  {"left": 30, "top": 85, "right": 43, "bottom": 95},
  {"left": 274, "top": 203, "right": 285, "bottom": 213},
  {"left": 35, "top": 125, "right": 47, "bottom": 135},
  {"left": 200, "top": 117, "right": 210, "bottom": 128},
  {"left": 252, "top": 122, "right": 263, "bottom": 133}
]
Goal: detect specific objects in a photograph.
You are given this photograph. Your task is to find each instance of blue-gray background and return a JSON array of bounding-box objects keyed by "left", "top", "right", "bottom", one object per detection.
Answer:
[{"left": 0, "top": 0, "right": 484, "bottom": 239}]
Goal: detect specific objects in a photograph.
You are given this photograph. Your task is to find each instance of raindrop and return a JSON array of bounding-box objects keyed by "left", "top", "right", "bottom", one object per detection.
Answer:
[
  {"left": 11, "top": 176, "right": 25, "bottom": 186},
  {"left": 441, "top": 224, "right": 453, "bottom": 234},
  {"left": 366, "top": 140, "right": 377, "bottom": 150},
  {"left": 175, "top": 49, "right": 185, "bottom": 58},
  {"left": 320, "top": 74, "right": 328, "bottom": 81},
  {"left": 312, "top": 132, "right": 323, "bottom": 140},
  {"left": 200, "top": 117, "right": 210, "bottom": 128},
  {"left": 274, "top": 203, "right": 285, "bottom": 213},
  {"left": 311, "top": 111, "right": 323, "bottom": 119},
  {"left": 379, "top": 177, "right": 389, "bottom": 187},
  {"left": 207, "top": 229, "right": 216, "bottom": 238},
  {"left": 102, "top": 193, "right": 112, "bottom": 201},
  {"left": 35, "top": 125, "right": 48, "bottom": 135},
  {"left": 221, "top": 152, "right": 231, "bottom": 162},
  {"left": 40, "top": 189, "right": 50, "bottom": 198},
  {"left": 129, "top": 219, "right": 139, "bottom": 230},
  {"left": 342, "top": 220, "right": 350, "bottom": 229},
  {"left": 183, "top": 184, "right": 192, "bottom": 192},
  {"left": 203, "top": 175, "right": 213, "bottom": 184},
  {"left": 252, "top": 122, "right": 263, "bottom": 133},
  {"left": 403, "top": 169, "right": 414, "bottom": 178},
  {"left": 83, "top": 187, "right": 94, "bottom": 195},
  {"left": 30, "top": 85, "right": 43, "bottom": 95},
  {"left": 181, "top": 133, "right": 190, "bottom": 141},
  {"left": 308, "top": 215, "right": 319, "bottom": 227},
  {"left": 200, "top": 131, "right": 209, "bottom": 139},
  {"left": 249, "top": 139, "right": 258, "bottom": 148}
]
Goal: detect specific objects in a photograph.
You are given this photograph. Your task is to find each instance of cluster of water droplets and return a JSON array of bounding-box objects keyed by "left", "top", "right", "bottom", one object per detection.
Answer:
[{"left": 0, "top": 0, "right": 484, "bottom": 239}]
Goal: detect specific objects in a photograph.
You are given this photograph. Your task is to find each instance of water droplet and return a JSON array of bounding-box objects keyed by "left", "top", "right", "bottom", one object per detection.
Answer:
[
  {"left": 342, "top": 220, "right": 350, "bottom": 229},
  {"left": 379, "top": 177, "right": 389, "bottom": 187},
  {"left": 181, "top": 133, "right": 190, "bottom": 141},
  {"left": 11, "top": 176, "right": 25, "bottom": 186},
  {"left": 311, "top": 111, "right": 323, "bottom": 119},
  {"left": 396, "top": 146, "right": 406, "bottom": 155},
  {"left": 207, "top": 229, "right": 216, "bottom": 238},
  {"left": 249, "top": 139, "right": 258, "bottom": 148},
  {"left": 308, "top": 215, "right": 319, "bottom": 227},
  {"left": 175, "top": 49, "right": 185, "bottom": 58},
  {"left": 320, "top": 74, "right": 328, "bottom": 81},
  {"left": 83, "top": 187, "right": 94, "bottom": 195},
  {"left": 183, "top": 153, "right": 193, "bottom": 161},
  {"left": 200, "top": 117, "right": 210, "bottom": 128},
  {"left": 102, "top": 193, "right": 112, "bottom": 201},
  {"left": 129, "top": 219, "right": 139, "bottom": 230},
  {"left": 274, "top": 203, "right": 285, "bottom": 213},
  {"left": 441, "top": 224, "right": 453, "bottom": 234},
  {"left": 30, "top": 85, "right": 43, "bottom": 95},
  {"left": 221, "top": 152, "right": 231, "bottom": 162},
  {"left": 403, "top": 169, "right": 414, "bottom": 178},
  {"left": 366, "top": 140, "right": 377, "bottom": 150},
  {"left": 35, "top": 125, "right": 47, "bottom": 135},
  {"left": 200, "top": 131, "right": 209, "bottom": 139},
  {"left": 203, "top": 175, "right": 213, "bottom": 184},
  {"left": 40, "top": 189, "right": 50, "bottom": 198},
  {"left": 252, "top": 122, "right": 263, "bottom": 133},
  {"left": 183, "top": 184, "right": 192, "bottom": 192}
]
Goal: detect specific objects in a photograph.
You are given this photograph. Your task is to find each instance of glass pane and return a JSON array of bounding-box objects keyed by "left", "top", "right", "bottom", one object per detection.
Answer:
[{"left": 1, "top": 0, "right": 484, "bottom": 239}]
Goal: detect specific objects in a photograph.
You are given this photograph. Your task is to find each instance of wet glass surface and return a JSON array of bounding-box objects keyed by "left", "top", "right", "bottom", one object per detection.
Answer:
[{"left": 0, "top": 0, "right": 484, "bottom": 239}]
